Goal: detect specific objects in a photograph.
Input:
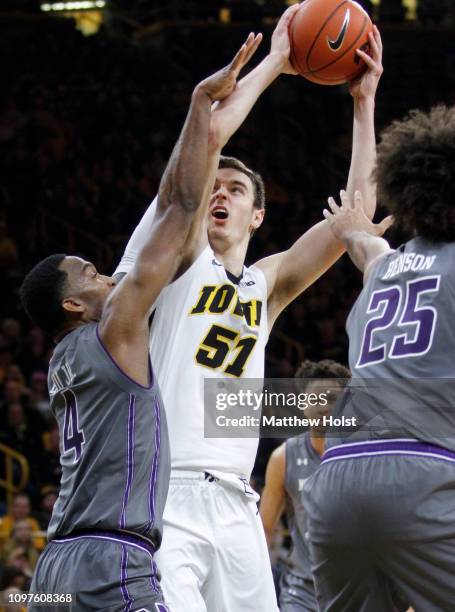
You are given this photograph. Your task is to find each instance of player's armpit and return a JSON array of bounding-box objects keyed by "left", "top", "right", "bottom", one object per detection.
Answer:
[
  {"left": 259, "top": 443, "right": 286, "bottom": 550},
  {"left": 98, "top": 206, "right": 192, "bottom": 386},
  {"left": 113, "top": 196, "right": 158, "bottom": 278}
]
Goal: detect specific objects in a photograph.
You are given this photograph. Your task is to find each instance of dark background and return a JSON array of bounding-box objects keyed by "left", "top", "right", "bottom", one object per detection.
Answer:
[{"left": 0, "top": 0, "right": 454, "bottom": 589}]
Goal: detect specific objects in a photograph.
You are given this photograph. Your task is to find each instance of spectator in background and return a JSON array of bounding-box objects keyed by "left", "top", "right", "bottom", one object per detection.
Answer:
[
  {"left": 1, "top": 319, "right": 22, "bottom": 360},
  {"left": 3, "top": 548, "right": 34, "bottom": 581},
  {"left": 17, "top": 328, "right": 49, "bottom": 379},
  {"left": 33, "top": 486, "right": 58, "bottom": 531},
  {"left": 1, "top": 520, "right": 40, "bottom": 572},
  {"left": 28, "top": 371, "right": 51, "bottom": 423},
  {"left": 4, "top": 367, "right": 28, "bottom": 399},
  {"left": 34, "top": 424, "right": 61, "bottom": 490},
  {"left": 0, "top": 400, "right": 44, "bottom": 463},
  {"left": 2, "top": 379, "right": 28, "bottom": 407},
  {"left": 0, "top": 565, "right": 29, "bottom": 595},
  {"left": 0, "top": 493, "right": 44, "bottom": 552}
]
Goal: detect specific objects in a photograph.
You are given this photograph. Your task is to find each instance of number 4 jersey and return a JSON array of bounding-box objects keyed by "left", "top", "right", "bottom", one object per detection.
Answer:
[
  {"left": 341, "top": 236, "right": 455, "bottom": 449},
  {"left": 47, "top": 323, "right": 170, "bottom": 546},
  {"left": 150, "top": 246, "right": 269, "bottom": 477}
]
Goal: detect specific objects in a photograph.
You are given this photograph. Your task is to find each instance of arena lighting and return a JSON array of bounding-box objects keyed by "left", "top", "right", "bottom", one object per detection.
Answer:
[
  {"left": 371, "top": 0, "right": 417, "bottom": 20},
  {"left": 40, "top": 0, "right": 106, "bottom": 11}
]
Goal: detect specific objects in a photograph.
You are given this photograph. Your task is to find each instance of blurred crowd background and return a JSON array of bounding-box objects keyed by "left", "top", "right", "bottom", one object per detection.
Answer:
[{"left": 0, "top": 0, "right": 454, "bottom": 602}]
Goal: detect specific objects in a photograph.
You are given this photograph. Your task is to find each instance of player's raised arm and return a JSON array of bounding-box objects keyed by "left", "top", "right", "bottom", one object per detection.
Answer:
[
  {"left": 211, "top": 4, "right": 299, "bottom": 150},
  {"left": 323, "top": 190, "right": 393, "bottom": 281},
  {"left": 259, "top": 443, "right": 286, "bottom": 549},
  {"left": 114, "top": 32, "right": 263, "bottom": 279},
  {"left": 99, "top": 41, "right": 260, "bottom": 384},
  {"left": 256, "top": 27, "right": 384, "bottom": 329},
  {"left": 168, "top": 4, "right": 301, "bottom": 268}
]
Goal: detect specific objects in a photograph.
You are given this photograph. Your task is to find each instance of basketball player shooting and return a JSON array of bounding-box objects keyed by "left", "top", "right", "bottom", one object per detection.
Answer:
[
  {"left": 305, "top": 105, "right": 455, "bottom": 610},
  {"left": 19, "top": 38, "right": 261, "bottom": 612},
  {"left": 115, "top": 11, "right": 384, "bottom": 612},
  {"left": 260, "top": 360, "right": 350, "bottom": 612}
]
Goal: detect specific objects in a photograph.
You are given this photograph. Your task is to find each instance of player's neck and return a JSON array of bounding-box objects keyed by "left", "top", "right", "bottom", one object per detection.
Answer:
[
  {"left": 211, "top": 237, "right": 249, "bottom": 277},
  {"left": 310, "top": 434, "right": 325, "bottom": 457},
  {"left": 54, "top": 321, "right": 84, "bottom": 344}
]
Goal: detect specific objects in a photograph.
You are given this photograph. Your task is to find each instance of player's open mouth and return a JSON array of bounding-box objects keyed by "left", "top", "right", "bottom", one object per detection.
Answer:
[{"left": 211, "top": 206, "right": 229, "bottom": 220}]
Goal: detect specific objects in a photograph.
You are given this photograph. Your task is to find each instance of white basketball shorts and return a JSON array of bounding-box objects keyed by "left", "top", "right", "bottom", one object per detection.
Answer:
[{"left": 155, "top": 470, "right": 279, "bottom": 612}]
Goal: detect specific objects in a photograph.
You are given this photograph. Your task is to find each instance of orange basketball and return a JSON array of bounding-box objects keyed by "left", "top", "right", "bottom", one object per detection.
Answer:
[{"left": 289, "top": 0, "right": 373, "bottom": 85}]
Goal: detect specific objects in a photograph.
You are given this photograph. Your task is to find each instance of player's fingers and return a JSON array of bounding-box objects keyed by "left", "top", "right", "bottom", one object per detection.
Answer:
[
  {"left": 376, "top": 215, "right": 394, "bottom": 235},
  {"left": 277, "top": 3, "right": 300, "bottom": 28},
  {"left": 229, "top": 43, "right": 248, "bottom": 73},
  {"left": 356, "top": 49, "right": 381, "bottom": 73},
  {"left": 323, "top": 209, "right": 334, "bottom": 221},
  {"left": 373, "top": 24, "right": 383, "bottom": 54},
  {"left": 230, "top": 33, "right": 255, "bottom": 71},
  {"left": 367, "top": 30, "right": 380, "bottom": 61},
  {"left": 339, "top": 189, "right": 351, "bottom": 209},
  {"left": 230, "top": 33, "right": 261, "bottom": 74},
  {"left": 328, "top": 197, "right": 340, "bottom": 214},
  {"left": 242, "top": 33, "right": 263, "bottom": 66}
]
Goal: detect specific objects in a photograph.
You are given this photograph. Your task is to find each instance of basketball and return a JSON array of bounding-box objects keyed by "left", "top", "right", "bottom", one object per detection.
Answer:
[{"left": 289, "top": 0, "right": 373, "bottom": 85}]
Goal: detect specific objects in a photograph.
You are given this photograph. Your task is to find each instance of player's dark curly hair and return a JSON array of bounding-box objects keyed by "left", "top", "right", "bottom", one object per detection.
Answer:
[
  {"left": 20, "top": 254, "right": 68, "bottom": 337},
  {"left": 219, "top": 156, "right": 266, "bottom": 210},
  {"left": 295, "top": 359, "right": 351, "bottom": 381},
  {"left": 376, "top": 105, "right": 455, "bottom": 242}
]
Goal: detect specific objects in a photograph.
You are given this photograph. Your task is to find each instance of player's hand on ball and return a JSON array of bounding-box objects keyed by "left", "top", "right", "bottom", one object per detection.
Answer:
[
  {"left": 270, "top": 3, "right": 301, "bottom": 75},
  {"left": 349, "top": 25, "right": 383, "bottom": 101},
  {"left": 197, "top": 32, "right": 262, "bottom": 102},
  {"left": 323, "top": 190, "right": 393, "bottom": 241}
]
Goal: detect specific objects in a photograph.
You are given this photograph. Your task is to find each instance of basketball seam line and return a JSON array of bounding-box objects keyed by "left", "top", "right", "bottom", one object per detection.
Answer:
[
  {"left": 305, "top": 0, "right": 349, "bottom": 71},
  {"left": 296, "top": 2, "right": 369, "bottom": 78}
]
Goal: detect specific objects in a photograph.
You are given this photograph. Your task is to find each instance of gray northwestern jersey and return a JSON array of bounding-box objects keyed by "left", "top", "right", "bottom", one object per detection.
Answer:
[
  {"left": 330, "top": 237, "right": 455, "bottom": 450},
  {"left": 47, "top": 323, "right": 170, "bottom": 547},
  {"left": 284, "top": 432, "right": 321, "bottom": 581}
]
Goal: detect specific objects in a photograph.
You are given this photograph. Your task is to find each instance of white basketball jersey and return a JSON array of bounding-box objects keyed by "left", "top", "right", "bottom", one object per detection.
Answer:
[{"left": 150, "top": 246, "right": 269, "bottom": 477}]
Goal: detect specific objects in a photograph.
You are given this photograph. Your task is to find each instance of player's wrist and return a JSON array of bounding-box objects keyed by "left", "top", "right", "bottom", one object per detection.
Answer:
[
  {"left": 342, "top": 228, "right": 373, "bottom": 245},
  {"left": 192, "top": 83, "right": 216, "bottom": 103},
  {"left": 264, "top": 51, "right": 288, "bottom": 76},
  {"left": 352, "top": 92, "right": 376, "bottom": 108}
]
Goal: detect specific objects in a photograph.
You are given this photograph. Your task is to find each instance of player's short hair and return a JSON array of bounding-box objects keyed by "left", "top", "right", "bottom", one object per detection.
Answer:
[
  {"left": 376, "top": 105, "right": 455, "bottom": 242},
  {"left": 295, "top": 359, "right": 351, "bottom": 381},
  {"left": 20, "top": 254, "right": 68, "bottom": 337},
  {"left": 219, "top": 156, "right": 266, "bottom": 210}
]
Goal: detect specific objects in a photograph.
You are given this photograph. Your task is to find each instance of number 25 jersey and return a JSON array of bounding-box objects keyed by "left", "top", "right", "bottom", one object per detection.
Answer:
[
  {"left": 343, "top": 236, "right": 455, "bottom": 450},
  {"left": 150, "top": 246, "right": 269, "bottom": 477}
]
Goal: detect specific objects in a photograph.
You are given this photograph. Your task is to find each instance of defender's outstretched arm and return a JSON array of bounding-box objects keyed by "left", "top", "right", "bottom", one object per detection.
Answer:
[
  {"left": 100, "top": 40, "right": 259, "bottom": 385},
  {"left": 115, "top": 5, "right": 300, "bottom": 277},
  {"left": 323, "top": 190, "right": 393, "bottom": 282}
]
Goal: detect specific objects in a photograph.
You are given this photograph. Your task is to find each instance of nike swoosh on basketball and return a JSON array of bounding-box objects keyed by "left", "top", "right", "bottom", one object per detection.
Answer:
[{"left": 327, "top": 9, "right": 351, "bottom": 51}]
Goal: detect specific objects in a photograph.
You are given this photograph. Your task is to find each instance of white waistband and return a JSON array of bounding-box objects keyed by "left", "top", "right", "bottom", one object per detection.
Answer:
[
  {"left": 169, "top": 469, "right": 260, "bottom": 502},
  {"left": 170, "top": 470, "right": 210, "bottom": 480}
]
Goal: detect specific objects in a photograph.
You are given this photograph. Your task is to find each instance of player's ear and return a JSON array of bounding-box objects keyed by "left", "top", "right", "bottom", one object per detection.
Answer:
[
  {"left": 62, "top": 297, "right": 85, "bottom": 313},
  {"left": 250, "top": 207, "right": 265, "bottom": 232}
]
